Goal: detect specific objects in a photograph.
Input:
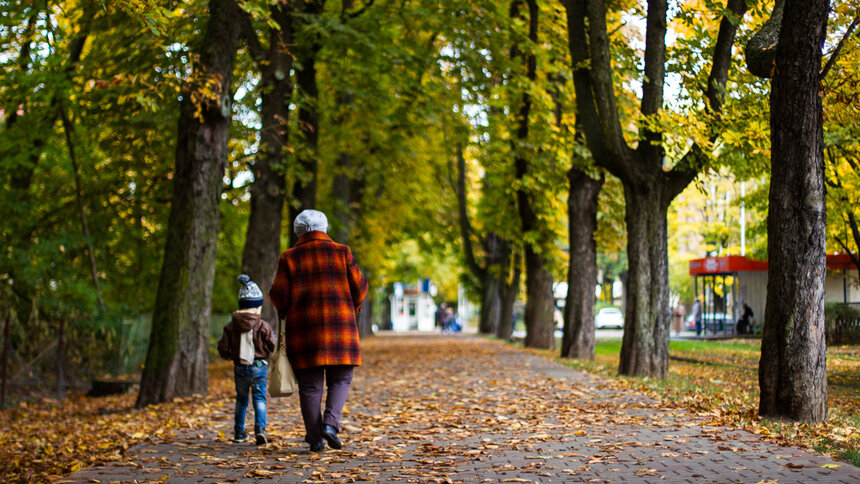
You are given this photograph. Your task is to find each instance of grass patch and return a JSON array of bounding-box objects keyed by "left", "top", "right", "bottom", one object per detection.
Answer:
[{"left": 511, "top": 337, "right": 860, "bottom": 467}]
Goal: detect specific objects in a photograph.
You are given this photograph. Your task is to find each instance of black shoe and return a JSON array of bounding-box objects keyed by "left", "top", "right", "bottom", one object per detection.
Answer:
[
  {"left": 255, "top": 433, "right": 268, "bottom": 446},
  {"left": 321, "top": 424, "right": 342, "bottom": 449},
  {"left": 232, "top": 430, "right": 248, "bottom": 443},
  {"left": 309, "top": 441, "right": 325, "bottom": 452}
]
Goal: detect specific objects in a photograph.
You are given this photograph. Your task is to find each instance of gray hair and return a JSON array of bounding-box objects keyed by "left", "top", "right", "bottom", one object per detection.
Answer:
[{"left": 294, "top": 209, "right": 328, "bottom": 237}]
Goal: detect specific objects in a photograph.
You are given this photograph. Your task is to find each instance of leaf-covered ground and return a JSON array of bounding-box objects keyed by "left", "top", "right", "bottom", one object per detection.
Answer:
[
  {"left": 2, "top": 334, "right": 859, "bottom": 483},
  {"left": 533, "top": 337, "right": 860, "bottom": 466}
]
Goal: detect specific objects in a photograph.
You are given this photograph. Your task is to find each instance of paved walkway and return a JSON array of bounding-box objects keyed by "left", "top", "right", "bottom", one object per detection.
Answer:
[{"left": 68, "top": 334, "right": 859, "bottom": 483}]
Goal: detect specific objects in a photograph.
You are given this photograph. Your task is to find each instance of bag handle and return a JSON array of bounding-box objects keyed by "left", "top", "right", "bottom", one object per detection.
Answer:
[{"left": 277, "top": 317, "right": 286, "bottom": 350}]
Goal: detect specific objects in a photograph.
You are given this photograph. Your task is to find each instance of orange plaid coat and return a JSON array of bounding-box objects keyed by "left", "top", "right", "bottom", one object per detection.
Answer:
[{"left": 268, "top": 231, "right": 368, "bottom": 369}]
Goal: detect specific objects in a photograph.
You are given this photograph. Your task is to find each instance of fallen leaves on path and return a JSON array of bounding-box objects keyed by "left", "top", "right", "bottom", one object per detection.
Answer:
[
  {"left": 0, "top": 360, "right": 236, "bottom": 482},
  {"left": 3, "top": 334, "right": 858, "bottom": 483},
  {"left": 530, "top": 339, "right": 860, "bottom": 466}
]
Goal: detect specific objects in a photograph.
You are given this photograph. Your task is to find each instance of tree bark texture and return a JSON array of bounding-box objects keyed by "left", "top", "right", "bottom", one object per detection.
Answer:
[
  {"left": 758, "top": 0, "right": 829, "bottom": 424},
  {"left": 523, "top": 248, "right": 555, "bottom": 349},
  {"left": 240, "top": 3, "right": 293, "bottom": 324},
  {"left": 745, "top": 0, "right": 785, "bottom": 79},
  {"left": 561, "top": 169, "right": 603, "bottom": 359},
  {"left": 564, "top": 0, "right": 746, "bottom": 377},
  {"left": 479, "top": 273, "right": 502, "bottom": 335},
  {"left": 136, "top": 0, "right": 241, "bottom": 408},
  {"left": 496, "top": 238, "right": 520, "bottom": 341},
  {"left": 497, "top": 260, "right": 521, "bottom": 341},
  {"left": 618, "top": 184, "right": 671, "bottom": 377}
]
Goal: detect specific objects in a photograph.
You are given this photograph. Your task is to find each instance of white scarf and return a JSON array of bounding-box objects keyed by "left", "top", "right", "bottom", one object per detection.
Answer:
[{"left": 239, "top": 330, "right": 255, "bottom": 365}]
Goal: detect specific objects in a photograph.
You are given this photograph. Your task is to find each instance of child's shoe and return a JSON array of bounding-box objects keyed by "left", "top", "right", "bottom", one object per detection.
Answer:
[
  {"left": 255, "top": 433, "right": 268, "bottom": 446},
  {"left": 232, "top": 430, "right": 248, "bottom": 443}
]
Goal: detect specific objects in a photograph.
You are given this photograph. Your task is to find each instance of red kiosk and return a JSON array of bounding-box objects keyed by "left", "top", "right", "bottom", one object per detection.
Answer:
[{"left": 688, "top": 254, "right": 859, "bottom": 335}]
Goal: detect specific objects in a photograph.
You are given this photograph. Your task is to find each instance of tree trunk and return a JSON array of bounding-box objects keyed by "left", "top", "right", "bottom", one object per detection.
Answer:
[
  {"left": 333, "top": 153, "right": 353, "bottom": 244},
  {"left": 523, "top": 248, "right": 555, "bottom": 349},
  {"left": 59, "top": 101, "right": 104, "bottom": 308},
  {"left": 562, "top": 169, "right": 603, "bottom": 359},
  {"left": 512, "top": 0, "right": 554, "bottom": 349},
  {"left": 497, "top": 256, "right": 521, "bottom": 341},
  {"left": 618, "top": 184, "right": 671, "bottom": 378},
  {"left": 136, "top": 0, "right": 241, "bottom": 408},
  {"left": 1, "top": 306, "right": 8, "bottom": 408},
  {"left": 479, "top": 273, "right": 501, "bottom": 335},
  {"left": 57, "top": 316, "right": 65, "bottom": 400},
  {"left": 564, "top": 0, "right": 747, "bottom": 377},
  {"left": 357, "top": 290, "right": 374, "bottom": 338},
  {"left": 241, "top": 5, "right": 293, "bottom": 324},
  {"left": 288, "top": 0, "right": 325, "bottom": 248},
  {"left": 758, "top": 0, "right": 829, "bottom": 424}
]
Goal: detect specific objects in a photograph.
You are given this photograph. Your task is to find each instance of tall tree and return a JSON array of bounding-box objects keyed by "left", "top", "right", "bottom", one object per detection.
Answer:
[
  {"left": 289, "top": 0, "right": 326, "bottom": 247},
  {"left": 748, "top": 0, "right": 830, "bottom": 423},
  {"left": 1, "top": 4, "right": 92, "bottom": 328},
  {"left": 564, "top": 0, "right": 747, "bottom": 377},
  {"left": 455, "top": 144, "right": 511, "bottom": 336},
  {"left": 238, "top": 1, "right": 294, "bottom": 324},
  {"left": 136, "top": 0, "right": 242, "bottom": 407},
  {"left": 513, "top": 0, "right": 556, "bottom": 350},
  {"left": 562, "top": 168, "right": 603, "bottom": 359}
]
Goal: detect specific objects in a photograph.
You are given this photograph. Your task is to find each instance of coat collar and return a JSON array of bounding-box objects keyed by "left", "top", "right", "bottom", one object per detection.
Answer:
[{"left": 295, "top": 231, "right": 333, "bottom": 246}]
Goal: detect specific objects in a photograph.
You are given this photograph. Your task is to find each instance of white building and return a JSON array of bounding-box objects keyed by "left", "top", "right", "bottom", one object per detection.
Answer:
[{"left": 389, "top": 283, "right": 437, "bottom": 332}]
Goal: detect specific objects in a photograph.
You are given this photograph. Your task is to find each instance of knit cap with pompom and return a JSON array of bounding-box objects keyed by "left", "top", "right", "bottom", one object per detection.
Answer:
[{"left": 237, "top": 274, "right": 264, "bottom": 309}]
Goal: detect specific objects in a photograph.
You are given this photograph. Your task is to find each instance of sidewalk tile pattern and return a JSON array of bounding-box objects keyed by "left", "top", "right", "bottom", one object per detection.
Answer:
[{"left": 68, "top": 335, "right": 860, "bottom": 483}]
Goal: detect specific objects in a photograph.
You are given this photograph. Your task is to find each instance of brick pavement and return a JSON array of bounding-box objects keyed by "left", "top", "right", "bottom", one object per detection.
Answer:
[{"left": 67, "top": 334, "right": 860, "bottom": 483}]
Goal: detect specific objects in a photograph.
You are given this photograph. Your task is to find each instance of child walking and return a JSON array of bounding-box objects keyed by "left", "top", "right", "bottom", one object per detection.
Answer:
[{"left": 218, "top": 274, "right": 276, "bottom": 445}]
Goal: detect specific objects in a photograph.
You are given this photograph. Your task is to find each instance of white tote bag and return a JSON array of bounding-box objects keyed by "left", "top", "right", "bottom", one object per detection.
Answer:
[{"left": 268, "top": 319, "right": 298, "bottom": 397}]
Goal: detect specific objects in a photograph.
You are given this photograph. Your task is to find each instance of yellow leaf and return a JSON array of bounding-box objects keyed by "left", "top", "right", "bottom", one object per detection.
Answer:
[{"left": 820, "top": 463, "right": 841, "bottom": 468}]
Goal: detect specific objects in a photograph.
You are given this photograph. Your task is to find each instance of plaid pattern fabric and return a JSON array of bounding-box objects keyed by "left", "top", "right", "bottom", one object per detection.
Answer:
[{"left": 268, "top": 231, "right": 368, "bottom": 369}]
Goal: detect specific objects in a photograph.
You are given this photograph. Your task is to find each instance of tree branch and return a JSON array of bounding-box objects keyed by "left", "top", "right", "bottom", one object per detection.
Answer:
[
  {"left": 638, "top": 0, "right": 668, "bottom": 163},
  {"left": 584, "top": 0, "right": 633, "bottom": 166},
  {"left": 58, "top": 99, "right": 104, "bottom": 308},
  {"left": 563, "top": 0, "right": 627, "bottom": 178},
  {"left": 845, "top": 211, "right": 860, "bottom": 269},
  {"left": 665, "top": 0, "right": 748, "bottom": 201},
  {"left": 833, "top": 233, "right": 860, "bottom": 280},
  {"left": 343, "top": 0, "right": 375, "bottom": 21},
  {"left": 745, "top": 0, "right": 785, "bottom": 78},
  {"left": 237, "top": 6, "right": 266, "bottom": 65},
  {"left": 821, "top": 13, "right": 860, "bottom": 79},
  {"left": 455, "top": 144, "right": 484, "bottom": 279}
]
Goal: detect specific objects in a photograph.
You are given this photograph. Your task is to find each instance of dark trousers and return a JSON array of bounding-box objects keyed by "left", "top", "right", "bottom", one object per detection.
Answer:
[{"left": 294, "top": 365, "right": 354, "bottom": 444}]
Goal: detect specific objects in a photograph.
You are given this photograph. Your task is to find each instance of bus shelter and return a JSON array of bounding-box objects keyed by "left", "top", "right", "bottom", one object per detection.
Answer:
[{"left": 689, "top": 254, "right": 860, "bottom": 335}]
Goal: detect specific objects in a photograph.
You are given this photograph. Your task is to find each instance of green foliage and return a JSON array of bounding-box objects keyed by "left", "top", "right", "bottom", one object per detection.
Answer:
[{"left": 3, "top": 0, "right": 859, "bottom": 386}]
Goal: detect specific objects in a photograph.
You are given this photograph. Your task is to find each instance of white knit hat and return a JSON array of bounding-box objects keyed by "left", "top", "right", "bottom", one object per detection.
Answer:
[{"left": 294, "top": 209, "right": 328, "bottom": 237}]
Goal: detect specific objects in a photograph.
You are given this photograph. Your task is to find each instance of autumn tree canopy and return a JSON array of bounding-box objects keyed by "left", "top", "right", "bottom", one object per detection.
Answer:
[{"left": 2, "top": 0, "right": 858, "bottom": 418}]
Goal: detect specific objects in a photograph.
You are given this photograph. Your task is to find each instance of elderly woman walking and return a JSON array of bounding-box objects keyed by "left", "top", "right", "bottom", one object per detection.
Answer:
[{"left": 269, "top": 209, "right": 368, "bottom": 452}]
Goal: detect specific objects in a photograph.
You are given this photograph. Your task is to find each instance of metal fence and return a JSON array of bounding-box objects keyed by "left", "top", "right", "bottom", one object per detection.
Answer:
[{"left": 114, "top": 314, "right": 230, "bottom": 376}]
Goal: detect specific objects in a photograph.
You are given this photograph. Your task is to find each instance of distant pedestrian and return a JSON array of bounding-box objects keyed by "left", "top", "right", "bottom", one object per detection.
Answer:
[
  {"left": 672, "top": 301, "right": 686, "bottom": 335},
  {"left": 737, "top": 303, "right": 754, "bottom": 334},
  {"left": 435, "top": 303, "right": 447, "bottom": 332},
  {"left": 269, "top": 210, "right": 368, "bottom": 453},
  {"left": 692, "top": 299, "right": 703, "bottom": 336},
  {"left": 218, "top": 274, "right": 277, "bottom": 446}
]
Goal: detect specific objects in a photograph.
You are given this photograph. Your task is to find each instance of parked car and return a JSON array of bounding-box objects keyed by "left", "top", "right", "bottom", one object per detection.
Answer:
[
  {"left": 685, "top": 312, "right": 734, "bottom": 332},
  {"left": 595, "top": 307, "right": 624, "bottom": 329}
]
